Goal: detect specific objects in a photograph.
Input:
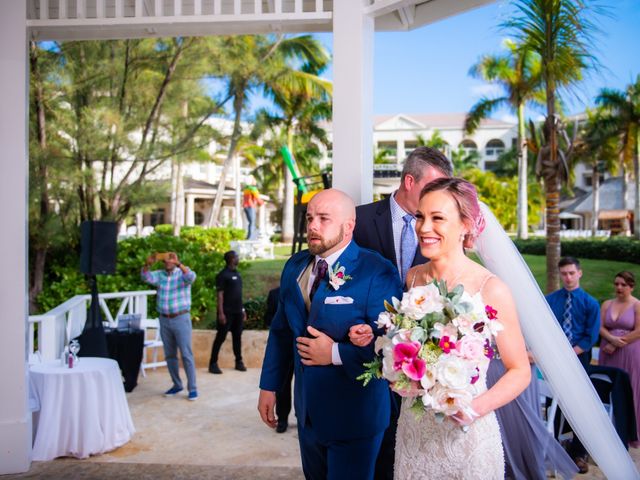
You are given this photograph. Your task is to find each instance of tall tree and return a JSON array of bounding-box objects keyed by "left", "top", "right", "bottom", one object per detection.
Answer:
[
  {"left": 206, "top": 34, "right": 330, "bottom": 238},
  {"left": 505, "top": 0, "right": 602, "bottom": 292},
  {"left": 49, "top": 38, "right": 222, "bottom": 223},
  {"left": 464, "top": 39, "right": 543, "bottom": 239},
  {"left": 596, "top": 75, "right": 640, "bottom": 238},
  {"left": 250, "top": 97, "right": 331, "bottom": 239},
  {"left": 261, "top": 54, "right": 331, "bottom": 242}
]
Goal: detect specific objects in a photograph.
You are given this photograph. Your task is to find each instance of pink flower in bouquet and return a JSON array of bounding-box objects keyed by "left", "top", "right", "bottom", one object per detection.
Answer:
[
  {"left": 439, "top": 336, "right": 456, "bottom": 354},
  {"left": 402, "top": 356, "right": 427, "bottom": 381},
  {"left": 485, "top": 305, "right": 498, "bottom": 320},
  {"left": 470, "top": 367, "right": 480, "bottom": 385},
  {"left": 455, "top": 334, "right": 485, "bottom": 362},
  {"left": 393, "top": 341, "right": 421, "bottom": 369}
]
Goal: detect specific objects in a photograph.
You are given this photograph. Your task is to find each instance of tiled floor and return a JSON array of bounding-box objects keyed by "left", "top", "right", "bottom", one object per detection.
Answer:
[{"left": 6, "top": 367, "right": 640, "bottom": 479}]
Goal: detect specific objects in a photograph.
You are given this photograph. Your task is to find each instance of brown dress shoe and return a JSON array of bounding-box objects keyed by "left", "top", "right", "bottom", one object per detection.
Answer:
[{"left": 574, "top": 456, "right": 589, "bottom": 474}]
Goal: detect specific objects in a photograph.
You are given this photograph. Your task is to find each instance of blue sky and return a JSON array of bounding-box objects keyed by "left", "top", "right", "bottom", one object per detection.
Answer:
[{"left": 249, "top": 0, "right": 639, "bottom": 123}]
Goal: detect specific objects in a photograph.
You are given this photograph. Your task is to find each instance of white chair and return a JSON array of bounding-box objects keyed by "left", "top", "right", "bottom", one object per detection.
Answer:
[
  {"left": 140, "top": 318, "right": 166, "bottom": 376},
  {"left": 537, "top": 377, "right": 560, "bottom": 437}
]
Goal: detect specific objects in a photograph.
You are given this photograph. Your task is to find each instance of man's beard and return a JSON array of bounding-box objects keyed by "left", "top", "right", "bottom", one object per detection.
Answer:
[{"left": 308, "top": 225, "right": 344, "bottom": 256}]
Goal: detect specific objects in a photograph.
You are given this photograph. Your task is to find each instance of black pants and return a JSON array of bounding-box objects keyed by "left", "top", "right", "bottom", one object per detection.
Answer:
[
  {"left": 276, "top": 362, "right": 294, "bottom": 423},
  {"left": 209, "top": 312, "right": 243, "bottom": 365}
]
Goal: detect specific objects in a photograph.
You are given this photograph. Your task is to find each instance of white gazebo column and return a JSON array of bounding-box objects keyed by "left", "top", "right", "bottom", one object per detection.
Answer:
[
  {"left": 186, "top": 194, "right": 195, "bottom": 227},
  {"left": 332, "top": 1, "right": 375, "bottom": 205},
  {"left": 0, "top": 2, "right": 30, "bottom": 474}
]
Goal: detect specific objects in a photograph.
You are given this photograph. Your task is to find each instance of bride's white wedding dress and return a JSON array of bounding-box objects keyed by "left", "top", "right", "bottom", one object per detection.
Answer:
[
  {"left": 394, "top": 374, "right": 504, "bottom": 480},
  {"left": 394, "top": 286, "right": 504, "bottom": 479}
]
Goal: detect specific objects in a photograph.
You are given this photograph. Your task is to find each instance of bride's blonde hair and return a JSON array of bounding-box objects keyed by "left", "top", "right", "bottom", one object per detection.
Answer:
[{"left": 419, "top": 178, "right": 486, "bottom": 249}]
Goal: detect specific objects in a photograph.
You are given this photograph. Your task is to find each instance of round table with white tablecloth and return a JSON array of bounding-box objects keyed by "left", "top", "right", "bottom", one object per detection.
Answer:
[{"left": 29, "top": 357, "right": 135, "bottom": 461}]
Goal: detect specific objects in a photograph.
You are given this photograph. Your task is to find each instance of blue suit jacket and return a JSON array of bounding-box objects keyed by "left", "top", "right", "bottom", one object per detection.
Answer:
[{"left": 259, "top": 241, "right": 402, "bottom": 442}]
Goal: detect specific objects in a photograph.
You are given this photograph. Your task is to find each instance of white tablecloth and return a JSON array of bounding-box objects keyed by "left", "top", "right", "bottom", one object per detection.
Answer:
[{"left": 29, "top": 357, "right": 135, "bottom": 461}]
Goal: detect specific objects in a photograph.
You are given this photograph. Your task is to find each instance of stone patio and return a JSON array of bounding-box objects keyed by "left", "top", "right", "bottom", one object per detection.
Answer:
[{"left": 5, "top": 358, "right": 640, "bottom": 478}]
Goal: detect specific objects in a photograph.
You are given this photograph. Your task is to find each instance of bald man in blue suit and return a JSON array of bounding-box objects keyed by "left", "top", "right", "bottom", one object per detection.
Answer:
[{"left": 258, "top": 189, "right": 402, "bottom": 480}]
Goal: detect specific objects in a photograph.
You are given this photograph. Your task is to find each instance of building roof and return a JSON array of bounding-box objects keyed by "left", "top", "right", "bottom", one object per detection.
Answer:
[
  {"left": 374, "top": 113, "right": 515, "bottom": 130},
  {"left": 566, "top": 177, "right": 635, "bottom": 213}
]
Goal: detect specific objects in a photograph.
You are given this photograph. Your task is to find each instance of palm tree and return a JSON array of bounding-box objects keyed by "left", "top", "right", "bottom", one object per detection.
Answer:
[
  {"left": 451, "top": 146, "right": 481, "bottom": 173},
  {"left": 596, "top": 75, "right": 640, "bottom": 238},
  {"left": 261, "top": 43, "right": 331, "bottom": 243},
  {"left": 207, "top": 34, "right": 329, "bottom": 231},
  {"left": 573, "top": 109, "right": 619, "bottom": 236},
  {"left": 464, "top": 39, "right": 543, "bottom": 239},
  {"left": 416, "top": 131, "right": 449, "bottom": 156},
  {"left": 505, "top": 0, "right": 601, "bottom": 292}
]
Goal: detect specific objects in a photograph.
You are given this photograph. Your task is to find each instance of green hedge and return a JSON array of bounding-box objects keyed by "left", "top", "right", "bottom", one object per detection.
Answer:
[
  {"left": 512, "top": 237, "right": 640, "bottom": 264},
  {"left": 244, "top": 295, "right": 268, "bottom": 330},
  {"left": 37, "top": 226, "right": 246, "bottom": 323}
]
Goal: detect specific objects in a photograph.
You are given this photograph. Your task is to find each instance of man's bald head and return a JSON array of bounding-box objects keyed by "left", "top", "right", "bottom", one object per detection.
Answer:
[
  {"left": 306, "top": 189, "right": 356, "bottom": 257},
  {"left": 309, "top": 189, "right": 356, "bottom": 221}
]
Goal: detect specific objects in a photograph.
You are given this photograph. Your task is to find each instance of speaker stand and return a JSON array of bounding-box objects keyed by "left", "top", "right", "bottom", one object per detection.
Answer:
[{"left": 76, "top": 275, "right": 109, "bottom": 358}]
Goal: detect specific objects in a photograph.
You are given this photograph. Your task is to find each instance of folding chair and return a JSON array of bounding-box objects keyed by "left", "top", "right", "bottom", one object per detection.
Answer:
[{"left": 139, "top": 318, "right": 166, "bottom": 376}]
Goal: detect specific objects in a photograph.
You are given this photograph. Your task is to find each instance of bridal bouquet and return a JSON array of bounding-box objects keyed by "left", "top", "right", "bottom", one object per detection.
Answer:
[{"left": 358, "top": 280, "right": 503, "bottom": 420}]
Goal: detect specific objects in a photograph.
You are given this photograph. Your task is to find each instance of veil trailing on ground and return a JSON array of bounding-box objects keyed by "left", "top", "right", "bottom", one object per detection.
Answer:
[{"left": 474, "top": 203, "right": 638, "bottom": 479}]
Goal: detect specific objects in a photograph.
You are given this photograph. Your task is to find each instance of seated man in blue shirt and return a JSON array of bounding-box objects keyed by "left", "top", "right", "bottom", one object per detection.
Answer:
[{"left": 545, "top": 256, "right": 600, "bottom": 473}]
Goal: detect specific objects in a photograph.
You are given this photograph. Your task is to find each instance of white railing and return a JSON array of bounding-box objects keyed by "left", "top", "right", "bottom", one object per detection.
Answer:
[
  {"left": 27, "top": 0, "right": 330, "bottom": 21},
  {"left": 28, "top": 290, "right": 156, "bottom": 362}
]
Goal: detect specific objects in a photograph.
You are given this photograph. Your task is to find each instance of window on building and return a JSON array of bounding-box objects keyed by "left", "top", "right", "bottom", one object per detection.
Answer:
[
  {"left": 377, "top": 141, "right": 397, "bottom": 160},
  {"left": 485, "top": 139, "right": 505, "bottom": 157},
  {"left": 149, "top": 208, "right": 166, "bottom": 226},
  {"left": 583, "top": 173, "right": 605, "bottom": 187},
  {"left": 404, "top": 141, "right": 418, "bottom": 158},
  {"left": 194, "top": 211, "right": 205, "bottom": 225},
  {"left": 459, "top": 139, "right": 478, "bottom": 156}
]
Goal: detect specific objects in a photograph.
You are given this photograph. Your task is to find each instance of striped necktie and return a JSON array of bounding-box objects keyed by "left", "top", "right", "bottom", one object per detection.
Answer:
[{"left": 562, "top": 290, "right": 573, "bottom": 343}]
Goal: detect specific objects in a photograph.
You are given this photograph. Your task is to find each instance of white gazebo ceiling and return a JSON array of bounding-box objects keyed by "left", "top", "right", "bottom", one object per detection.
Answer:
[{"left": 27, "top": 0, "right": 495, "bottom": 41}]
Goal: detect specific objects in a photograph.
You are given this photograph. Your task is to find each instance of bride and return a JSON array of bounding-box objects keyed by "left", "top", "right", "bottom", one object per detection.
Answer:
[{"left": 350, "top": 177, "right": 530, "bottom": 479}]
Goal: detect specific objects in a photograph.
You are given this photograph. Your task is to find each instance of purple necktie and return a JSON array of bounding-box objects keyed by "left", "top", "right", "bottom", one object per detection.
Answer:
[{"left": 310, "top": 259, "right": 328, "bottom": 301}]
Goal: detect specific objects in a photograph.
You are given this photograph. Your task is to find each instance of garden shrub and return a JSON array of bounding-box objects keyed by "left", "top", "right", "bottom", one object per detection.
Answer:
[
  {"left": 37, "top": 226, "right": 246, "bottom": 323},
  {"left": 244, "top": 295, "right": 268, "bottom": 330},
  {"left": 512, "top": 237, "right": 640, "bottom": 264}
]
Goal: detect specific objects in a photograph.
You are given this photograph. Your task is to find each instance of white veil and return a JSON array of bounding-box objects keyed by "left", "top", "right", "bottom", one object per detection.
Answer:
[{"left": 475, "top": 203, "right": 639, "bottom": 479}]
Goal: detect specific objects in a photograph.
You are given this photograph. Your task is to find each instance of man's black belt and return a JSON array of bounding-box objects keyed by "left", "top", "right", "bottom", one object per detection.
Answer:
[{"left": 159, "top": 309, "right": 190, "bottom": 318}]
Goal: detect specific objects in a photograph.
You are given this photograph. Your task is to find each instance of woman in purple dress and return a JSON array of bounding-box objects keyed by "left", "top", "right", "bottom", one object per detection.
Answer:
[{"left": 599, "top": 271, "right": 640, "bottom": 448}]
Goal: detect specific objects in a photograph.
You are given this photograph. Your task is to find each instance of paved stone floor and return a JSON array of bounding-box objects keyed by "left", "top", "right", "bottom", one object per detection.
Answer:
[{"left": 6, "top": 367, "right": 640, "bottom": 479}]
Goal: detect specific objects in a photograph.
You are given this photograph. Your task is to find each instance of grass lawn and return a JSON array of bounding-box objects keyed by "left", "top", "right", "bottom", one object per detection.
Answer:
[
  {"left": 242, "top": 249, "right": 639, "bottom": 305},
  {"left": 522, "top": 255, "right": 640, "bottom": 304}
]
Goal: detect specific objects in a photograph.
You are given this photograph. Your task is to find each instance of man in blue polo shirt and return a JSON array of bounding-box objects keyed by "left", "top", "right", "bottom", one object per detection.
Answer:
[{"left": 545, "top": 256, "right": 600, "bottom": 473}]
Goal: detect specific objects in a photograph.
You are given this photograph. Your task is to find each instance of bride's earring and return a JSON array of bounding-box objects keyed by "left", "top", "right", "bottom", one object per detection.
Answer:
[{"left": 459, "top": 233, "right": 466, "bottom": 242}]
